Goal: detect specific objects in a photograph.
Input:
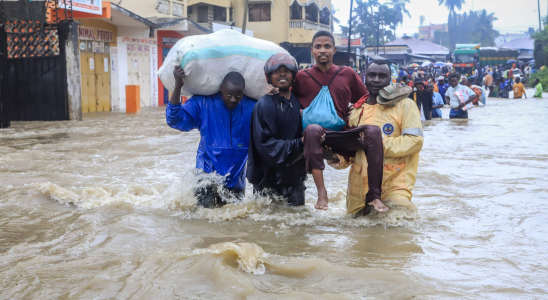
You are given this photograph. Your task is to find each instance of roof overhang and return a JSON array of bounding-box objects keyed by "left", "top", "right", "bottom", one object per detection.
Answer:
[
  {"left": 49, "top": 2, "right": 211, "bottom": 37},
  {"left": 406, "top": 53, "right": 433, "bottom": 59},
  {"left": 153, "top": 18, "right": 212, "bottom": 35},
  {"left": 106, "top": 4, "right": 155, "bottom": 28},
  {"left": 187, "top": 0, "right": 232, "bottom": 7}
]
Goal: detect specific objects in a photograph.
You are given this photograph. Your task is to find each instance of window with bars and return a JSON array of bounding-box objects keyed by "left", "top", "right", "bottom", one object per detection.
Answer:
[
  {"left": 319, "top": 8, "right": 330, "bottom": 25},
  {"left": 173, "top": 2, "right": 184, "bottom": 17},
  {"left": 213, "top": 6, "right": 226, "bottom": 22},
  {"left": 290, "top": 2, "right": 302, "bottom": 20},
  {"left": 156, "top": 0, "right": 170, "bottom": 15},
  {"left": 249, "top": 4, "right": 271, "bottom": 22},
  {"left": 305, "top": 5, "right": 318, "bottom": 23},
  {"left": 197, "top": 5, "right": 208, "bottom": 23}
]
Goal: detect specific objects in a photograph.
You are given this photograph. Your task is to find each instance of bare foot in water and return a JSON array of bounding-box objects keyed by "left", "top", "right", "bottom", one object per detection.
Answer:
[
  {"left": 368, "top": 199, "right": 389, "bottom": 213},
  {"left": 314, "top": 188, "right": 329, "bottom": 210}
]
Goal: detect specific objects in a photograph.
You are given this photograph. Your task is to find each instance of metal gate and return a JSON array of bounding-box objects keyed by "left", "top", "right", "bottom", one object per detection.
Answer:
[{"left": 0, "top": 20, "right": 68, "bottom": 124}]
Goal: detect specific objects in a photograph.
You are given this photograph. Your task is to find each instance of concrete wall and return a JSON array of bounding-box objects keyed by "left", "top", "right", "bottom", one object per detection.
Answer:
[
  {"left": 232, "top": 0, "right": 332, "bottom": 45},
  {"left": 105, "top": 0, "right": 182, "bottom": 19},
  {"left": 61, "top": 21, "right": 83, "bottom": 121},
  {"left": 116, "top": 27, "right": 159, "bottom": 111}
]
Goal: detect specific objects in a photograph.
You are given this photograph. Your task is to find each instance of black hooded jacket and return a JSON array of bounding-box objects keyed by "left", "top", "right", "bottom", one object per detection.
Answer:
[{"left": 246, "top": 93, "right": 307, "bottom": 188}]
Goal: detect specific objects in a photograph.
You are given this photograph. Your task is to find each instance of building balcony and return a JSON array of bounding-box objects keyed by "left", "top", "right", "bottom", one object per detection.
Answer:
[
  {"left": 288, "top": 20, "right": 330, "bottom": 44},
  {"left": 289, "top": 20, "right": 330, "bottom": 31}
]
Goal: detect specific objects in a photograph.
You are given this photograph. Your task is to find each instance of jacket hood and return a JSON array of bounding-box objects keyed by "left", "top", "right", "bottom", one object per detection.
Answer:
[{"left": 377, "top": 82, "right": 413, "bottom": 107}]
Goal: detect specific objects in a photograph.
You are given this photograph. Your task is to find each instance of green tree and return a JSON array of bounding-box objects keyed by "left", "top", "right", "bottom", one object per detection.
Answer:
[
  {"left": 438, "top": 0, "right": 466, "bottom": 50},
  {"left": 469, "top": 9, "right": 499, "bottom": 46},
  {"left": 387, "top": 0, "right": 411, "bottom": 36},
  {"left": 352, "top": 0, "right": 400, "bottom": 51}
]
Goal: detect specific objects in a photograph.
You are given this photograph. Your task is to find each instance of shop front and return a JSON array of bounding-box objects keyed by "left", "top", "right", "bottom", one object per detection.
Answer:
[
  {"left": 157, "top": 31, "right": 185, "bottom": 105},
  {"left": 77, "top": 20, "right": 117, "bottom": 113}
]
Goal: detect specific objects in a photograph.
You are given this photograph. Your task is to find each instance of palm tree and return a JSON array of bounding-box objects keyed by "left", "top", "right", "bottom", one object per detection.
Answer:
[
  {"left": 331, "top": 4, "right": 340, "bottom": 32},
  {"left": 438, "top": 0, "right": 466, "bottom": 49},
  {"left": 469, "top": 9, "right": 499, "bottom": 46},
  {"left": 387, "top": 0, "right": 410, "bottom": 37}
]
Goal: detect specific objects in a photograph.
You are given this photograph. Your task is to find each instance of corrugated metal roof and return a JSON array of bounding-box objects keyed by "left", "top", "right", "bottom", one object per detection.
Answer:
[
  {"left": 385, "top": 37, "right": 450, "bottom": 55},
  {"left": 500, "top": 38, "right": 534, "bottom": 50}
]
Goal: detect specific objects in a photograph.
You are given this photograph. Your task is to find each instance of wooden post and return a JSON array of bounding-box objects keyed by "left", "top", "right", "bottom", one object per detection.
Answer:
[{"left": 242, "top": 0, "right": 248, "bottom": 34}]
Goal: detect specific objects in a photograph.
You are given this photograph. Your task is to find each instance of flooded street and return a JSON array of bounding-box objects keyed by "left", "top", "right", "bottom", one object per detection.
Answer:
[{"left": 1, "top": 97, "right": 548, "bottom": 299}]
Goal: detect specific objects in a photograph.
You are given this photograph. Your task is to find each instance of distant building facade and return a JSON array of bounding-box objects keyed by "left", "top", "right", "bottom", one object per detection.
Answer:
[
  {"left": 495, "top": 32, "right": 531, "bottom": 47},
  {"left": 418, "top": 24, "right": 448, "bottom": 42}
]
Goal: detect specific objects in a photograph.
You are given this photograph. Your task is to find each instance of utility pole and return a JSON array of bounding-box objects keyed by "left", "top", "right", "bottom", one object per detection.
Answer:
[
  {"left": 242, "top": 0, "right": 248, "bottom": 34},
  {"left": 538, "top": 0, "right": 542, "bottom": 32},
  {"left": 375, "top": 9, "right": 381, "bottom": 54},
  {"left": 347, "top": 0, "right": 354, "bottom": 66}
]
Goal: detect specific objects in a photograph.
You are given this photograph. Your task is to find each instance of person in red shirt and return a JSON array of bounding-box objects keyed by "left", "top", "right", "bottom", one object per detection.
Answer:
[{"left": 268, "top": 31, "right": 385, "bottom": 212}]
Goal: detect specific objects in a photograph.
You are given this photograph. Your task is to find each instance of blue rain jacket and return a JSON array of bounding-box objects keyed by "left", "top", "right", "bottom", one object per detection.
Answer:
[{"left": 166, "top": 92, "right": 256, "bottom": 191}]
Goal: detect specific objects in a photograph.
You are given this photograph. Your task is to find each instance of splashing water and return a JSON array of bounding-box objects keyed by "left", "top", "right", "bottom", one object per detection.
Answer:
[{"left": 1, "top": 100, "right": 548, "bottom": 299}]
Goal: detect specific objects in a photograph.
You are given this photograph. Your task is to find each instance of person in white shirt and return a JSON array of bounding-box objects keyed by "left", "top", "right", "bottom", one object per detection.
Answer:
[{"left": 445, "top": 74, "right": 477, "bottom": 119}]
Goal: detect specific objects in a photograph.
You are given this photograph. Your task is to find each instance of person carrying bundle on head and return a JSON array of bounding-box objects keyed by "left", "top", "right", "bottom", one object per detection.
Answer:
[{"left": 166, "top": 66, "right": 257, "bottom": 208}]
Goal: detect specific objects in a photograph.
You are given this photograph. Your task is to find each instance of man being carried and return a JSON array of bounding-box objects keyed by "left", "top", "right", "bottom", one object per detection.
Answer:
[
  {"left": 247, "top": 54, "right": 307, "bottom": 206},
  {"left": 533, "top": 79, "right": 543, "bottom": 98},
  {"left": 445, "top": 74, "right": 477, "bottom": 119},
  {"left": 166, "top": 66, "right": 256, "bottom": 208},
  {"left": 268, "top": 31, "right": 385, "bottom": 212},
  {"left": 512, "top": 77, "right": 527, "bottom": 99},
  {"left": 324, "top": 60, "right": 424, "bottom": 215}
]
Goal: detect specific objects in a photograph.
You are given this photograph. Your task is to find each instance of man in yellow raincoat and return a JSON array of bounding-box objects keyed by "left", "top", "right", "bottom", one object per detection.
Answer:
[{"left": 324, "top": 60, "right": 423, "bottom": 216}]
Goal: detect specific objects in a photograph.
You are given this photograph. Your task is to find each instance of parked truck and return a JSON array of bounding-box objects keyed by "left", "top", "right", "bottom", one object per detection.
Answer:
[{"left": 453, "top": 44, "right": 518, "bottom": 75}]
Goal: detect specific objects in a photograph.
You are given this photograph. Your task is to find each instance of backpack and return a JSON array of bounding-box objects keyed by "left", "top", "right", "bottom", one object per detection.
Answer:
[{"left": 302, "top": 68, "right": 346, "bottom": 131}]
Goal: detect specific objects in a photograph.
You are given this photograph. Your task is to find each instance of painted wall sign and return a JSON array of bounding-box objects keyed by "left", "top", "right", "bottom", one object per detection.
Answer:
[
  {"left": 96, "top": 29, "right": 113, "bottom": 42},
  {"left": 60, "top": 0, "right": 103, "bottom": 15},
  {"left": 121, "top": 37, "right": 157, "bottom": 45},
  {"left": 150, "top": 45, "right": 158, "bottom": 106},
  {"left": 79, "top": 27, "right": 95, "bottom": 40},
  {"left": 341, "top": 38, "right": 362, "bottom": 47},
  {"left": 78, "top": 27, "right": 113, "bottom": 42},
  {"left": 161, "top": 37, "right": 179, "bottom": 46},
  {"left": 93, "top": 41, "right": 104, "bottom": 53},
  {"left": 127, "top": 44, "right": 151, "bottom": 53}
]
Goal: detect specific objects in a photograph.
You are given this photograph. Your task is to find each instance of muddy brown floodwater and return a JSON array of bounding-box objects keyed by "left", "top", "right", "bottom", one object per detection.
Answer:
[{"left": 1, "top": 97, "right": 548, "bottom": 299}]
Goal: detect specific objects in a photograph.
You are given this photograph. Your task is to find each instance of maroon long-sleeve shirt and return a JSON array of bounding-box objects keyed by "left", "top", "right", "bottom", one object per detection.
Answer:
[{"left": 292, "top": 64, "right": 369, "bottom": 121}]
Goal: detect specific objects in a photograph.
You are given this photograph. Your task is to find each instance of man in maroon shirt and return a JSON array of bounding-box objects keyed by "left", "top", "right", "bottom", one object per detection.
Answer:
[{"left": 269, "top": 31, "right": 385, "bottom": 212}]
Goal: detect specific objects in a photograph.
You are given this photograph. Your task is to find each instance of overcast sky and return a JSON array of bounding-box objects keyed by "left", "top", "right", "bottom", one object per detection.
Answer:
[{"left": 333, "top": 0, "right": 547, "bottom": 36}]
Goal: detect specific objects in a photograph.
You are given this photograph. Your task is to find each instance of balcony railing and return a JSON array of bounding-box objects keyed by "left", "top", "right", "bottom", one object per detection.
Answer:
[{"left": 289, "top": 20, "right": 330, "bottom": 31}]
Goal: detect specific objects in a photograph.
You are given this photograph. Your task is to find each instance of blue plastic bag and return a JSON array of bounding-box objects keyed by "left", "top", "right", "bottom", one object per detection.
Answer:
[{"left": 302, "top": 86, "right": 346, "bottom": 131}]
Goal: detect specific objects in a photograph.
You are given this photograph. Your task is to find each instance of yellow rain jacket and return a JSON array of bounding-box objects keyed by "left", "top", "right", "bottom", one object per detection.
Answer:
[{"left": 328, "top": 83, "right": 423, "bottom": 214}]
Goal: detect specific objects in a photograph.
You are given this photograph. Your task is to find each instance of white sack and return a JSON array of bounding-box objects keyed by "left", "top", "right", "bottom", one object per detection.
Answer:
[{"left": 158, "top": 29, "right": 289, "bottom": 100}]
